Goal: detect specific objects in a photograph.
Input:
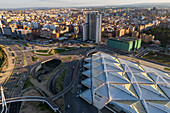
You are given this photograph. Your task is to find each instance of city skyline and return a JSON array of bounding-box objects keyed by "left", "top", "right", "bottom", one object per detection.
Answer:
[
  {"left": 0, "top": 2, "right": 170, "bottom": 113},
  {"left": 0, "top": 0, "right": 170, "bottom": 8}
]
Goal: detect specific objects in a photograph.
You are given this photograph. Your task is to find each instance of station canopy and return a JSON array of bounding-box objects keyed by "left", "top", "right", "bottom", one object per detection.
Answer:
[{"left": 80, "top": 52, "right": 170, "bottom": 113}]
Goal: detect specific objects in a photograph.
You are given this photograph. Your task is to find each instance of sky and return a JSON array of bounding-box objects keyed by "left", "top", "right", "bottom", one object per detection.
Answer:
[{"left": 0, "top": 0, "right": 170, "bottom": 8}]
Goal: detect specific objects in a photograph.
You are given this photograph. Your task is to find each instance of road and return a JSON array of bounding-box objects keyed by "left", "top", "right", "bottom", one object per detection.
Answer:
[
  {"left": 4, "top": 45, "right": 25, "bottom": 98},
  {"left": 0, "top": 38, "right": 89, "bottom": 113},
  {"left": 49, "top": 68, "right": 65, "bottom": 94},
  {"left": 0, "top": 59, "right": 80, "bottom": 113},
  {"left": 64, "top": 58, "right": 98, "bottom": 113},
  {"left": 0, "top": 40, "right": 38, "bottom": 113},
  {"left": 3, "top": 45, "right": 29, "bottom": 113},
  {"left": 49, "top": 60, "right": 79, "bottom": 101},
  {"left": 64, "top": 60, "right": 81, "bottom": 113}
]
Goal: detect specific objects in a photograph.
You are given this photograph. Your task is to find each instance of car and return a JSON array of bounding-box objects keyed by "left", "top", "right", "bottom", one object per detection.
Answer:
[
  {"left": 11, "top": 53, "right": 15, "bottom": 56},
  {"left": 8, "top": 48, "right": 12, "bottom": 51},
  {"left": 11, "top": 77, "right": 15, "bottom": 80},
  {"left": 91, "top": 47, "right": 95, "bottom": 49},
  {"left": 1, "top": 71, "right": 5, "bottom": 73},
  {"left": 67, "top": 105, "right": 70, "bottom": 108},
  {"left": 12, "top": 59, "right": 15, "bottom": 64}
]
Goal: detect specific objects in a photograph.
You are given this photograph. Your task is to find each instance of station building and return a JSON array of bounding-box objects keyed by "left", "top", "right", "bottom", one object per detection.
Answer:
[{"left": 80, "top": 52, "right": 170, "bottom": 113}]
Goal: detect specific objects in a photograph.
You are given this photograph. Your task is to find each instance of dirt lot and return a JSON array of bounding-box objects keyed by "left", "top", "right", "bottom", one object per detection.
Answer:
[{"left": 21, "top": 89, "right": 52, "bottom": 113}]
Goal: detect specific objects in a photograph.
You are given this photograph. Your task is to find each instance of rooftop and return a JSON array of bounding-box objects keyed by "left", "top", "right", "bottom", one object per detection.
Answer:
[
  {"left": 109, "top": 37, "right": 140, "bottom": 42},
  {"left": 80, "top": 52, "right": 170, "bottom": 113}
]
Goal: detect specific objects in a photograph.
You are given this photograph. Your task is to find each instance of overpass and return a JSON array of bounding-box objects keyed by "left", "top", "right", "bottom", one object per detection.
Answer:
[
  {"left": 0, "top": 96, "right": 59, "bottom": 111},
  {"left": 0, "top": 60, "right": 80, "bottom": 112},
  {"left": 86, "top": 49, "right": 98, "bottom": 57},
  {"left": 50, "top": 61, "right": 79, "bottom": 101}
]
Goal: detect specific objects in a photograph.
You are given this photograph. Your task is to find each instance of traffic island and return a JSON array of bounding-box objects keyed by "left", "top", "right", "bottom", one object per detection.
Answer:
[
  {"left": 55, "top": 69, "right": 67, "bottom": 93},
  {"left": 23, "top": 77, "right": 34, "bottom": 90},
  {"left": 31, "top": 56, "right": 39, "bottom": 61},
  {"left": 0, "top": 46, "right": 7, "bottom": 73},
  {"left": 38, "top": 102, "right": 57, "bottom": 113},
  {"left": 15, "top": 45, "right": 27, "bottom": 66},
  {"left": 164, "top": 68, "right": 170, "bottom": 71}
]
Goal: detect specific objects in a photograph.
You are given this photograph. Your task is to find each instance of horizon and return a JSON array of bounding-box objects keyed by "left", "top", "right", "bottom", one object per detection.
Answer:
[{"left": 0, "top": 0, "right": 170, "bottom": 9}]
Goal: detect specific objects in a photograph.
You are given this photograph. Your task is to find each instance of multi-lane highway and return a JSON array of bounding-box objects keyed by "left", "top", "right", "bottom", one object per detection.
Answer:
[
  {"left": 64, "top": 60, "right": 81, "bottom": 113},
  {"left": 0, "top": 39, "right": 38, "bottom": 113},
  {"left": 4, "top": 45, "right": 25, "bottom": 98},
  {"left": 2, "top": 44, "right": 29, "bottom": 113}
]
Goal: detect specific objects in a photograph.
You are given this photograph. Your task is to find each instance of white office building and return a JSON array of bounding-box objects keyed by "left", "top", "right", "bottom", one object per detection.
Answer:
[
  {"left": 83, "top": 12, "right": 102, "bottom": 43},
  {"left": 0, "top": 20, "right": 4, "bottom": 34}
]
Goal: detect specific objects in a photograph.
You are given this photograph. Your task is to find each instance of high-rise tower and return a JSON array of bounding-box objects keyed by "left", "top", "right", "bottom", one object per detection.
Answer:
[
  {"left": 83, "top": 12, "right": 102, "bottom": 43},
  {"left": 0, "top": 20, "right": 4, "bottom": 34}
]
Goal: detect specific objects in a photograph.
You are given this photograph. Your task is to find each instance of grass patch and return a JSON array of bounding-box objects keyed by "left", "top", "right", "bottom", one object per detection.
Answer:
[
  {"left": 36, "top": 53, "right": 53, "bottom": 56},
  {"left": 56, "top": 69, "right": 67, "bottom": 92},
  {"left": 82, "top": 43, "right": 89, "bottom": 47},
  {"left": 15, "top": 45, "right": 26, "bottom": 65},
  {"left": 33, "top": 50, "right": 53, "bottom": 56},
  {"left": 54, "top": 47, "right": 77, "bottom": 54},
  {"left": 36, "top": 50, "right": 49, "bottom": 53},
  {"left": 0, "top": 46, "right": 7, "bottom": 73},
  {"left": 0, "top": 48, "right": 5, "bottom": 67},
  {"left": 64, "top": 57, "right": 72, "bottom": 61},
  {"left": 54, "top": 49, "right": 66, "bottom": 54},
  {"left": 38, "top": 102, "right": 56, "bottom": 113},
  {"left": 23, "top": 44, "right": 29, "bottom": 47},
  {"left": 23, "top": 77, "right": 34, "bottom": 89},
  {"left": 143, "top": 52, "right": 170, "bottom": 65},
  {"left": 0, "top": 47, "right": 6, "bottom": 64},
  {"left": 0, "top": 50, "right": 3, "bottom": 58},
  {"left": 31, "top": 56, "right": 39, "bottom": 61},
  {"left": 164, "top": 68, "right": 170, "bottom": 71}
]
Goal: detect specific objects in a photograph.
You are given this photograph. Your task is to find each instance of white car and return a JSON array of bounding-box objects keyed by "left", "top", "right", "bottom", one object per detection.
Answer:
[{"left": 67, "top": 105, "right": 70, "bottom": 108}]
